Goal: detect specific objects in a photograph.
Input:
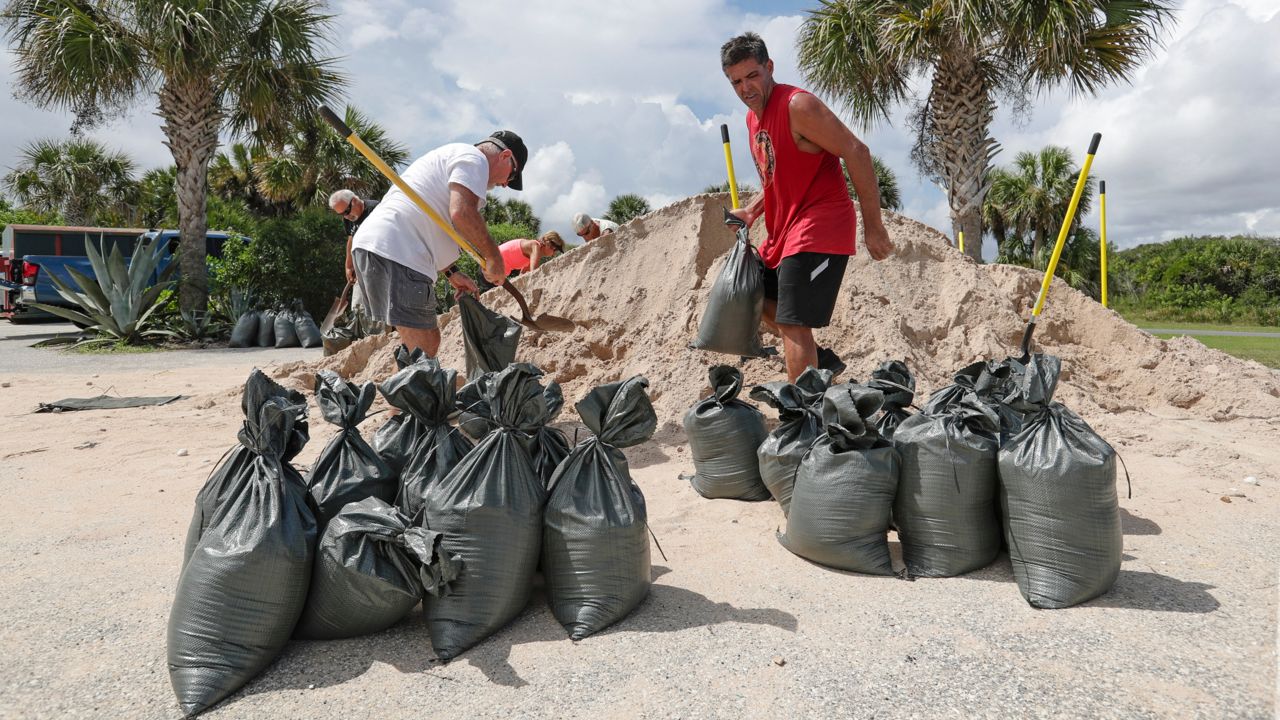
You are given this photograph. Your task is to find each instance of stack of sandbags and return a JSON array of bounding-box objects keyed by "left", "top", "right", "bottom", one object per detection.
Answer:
[
  {"left": 750, "top": 367, "right": 833, "bottom": 514},
  {"left": 685, "top": 365, "right": 769, "bottom": 501},
  {"left": 294, "top": 497, "right": 461, "bottom": 640},
  {"left": 543, "top": 376, "right": 658, "bottom": 639},
  {"left": 867, "top": 360, "right": 916, "bottom": 440},
  {"left": 779, "top": 383, "right": 900, "bottom": 575},
  {"left": 421, "top": 363, "right": 550, "bottom": 660},
  {"left": 893, "top": 393, "right": 1002, "bottom": 577},
  {"left": 998, "top": 354, "right": 1122, "bottom": 609},
  {"left": 305, "top": 371, "right": 395, "bottom": 528},
  {"left": 169, "top": 370, "right": 316, "bottom": 716}
]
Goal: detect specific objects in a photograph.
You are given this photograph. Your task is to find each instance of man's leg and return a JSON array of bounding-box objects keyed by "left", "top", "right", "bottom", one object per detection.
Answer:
[
  {"left": 395, "top": 326, "right": 440, "bottom": 357},
  {"left": 778, "top": 323, "right": 818, "bottom": 382}
]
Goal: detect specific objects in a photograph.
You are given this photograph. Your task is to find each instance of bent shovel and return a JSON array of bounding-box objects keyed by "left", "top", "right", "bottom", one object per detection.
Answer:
[
  {"left": 320, "top": 281, "right": 353, "bottom": 336},
  {"left": 318, "top": 105, "right": 570, "bottom": 332}
]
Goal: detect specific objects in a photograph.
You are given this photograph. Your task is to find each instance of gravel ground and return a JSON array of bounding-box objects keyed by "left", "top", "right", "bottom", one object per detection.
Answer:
[{"left": 0, "top": 324, "right": 1275, "bottom": 719}]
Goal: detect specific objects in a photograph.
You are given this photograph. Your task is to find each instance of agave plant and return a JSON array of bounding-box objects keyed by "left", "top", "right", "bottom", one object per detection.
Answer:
[{"left": 32, "top": 235, "right": 176, "bottom": 344}]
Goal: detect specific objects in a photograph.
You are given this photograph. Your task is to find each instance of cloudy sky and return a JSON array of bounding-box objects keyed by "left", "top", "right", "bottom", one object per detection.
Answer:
[{"left": 2, "top": 0, "right": 1277, "bottom": 258}]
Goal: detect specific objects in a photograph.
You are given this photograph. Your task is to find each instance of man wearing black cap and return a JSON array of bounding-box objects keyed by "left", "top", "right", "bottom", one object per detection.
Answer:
[{"left": 351, "top": 130, "right": 529, "bottom": 357}]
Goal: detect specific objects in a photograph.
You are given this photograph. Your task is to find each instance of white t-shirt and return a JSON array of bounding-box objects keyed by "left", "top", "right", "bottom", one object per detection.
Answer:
[
  {"left": 353, "top": 143, "right": 489, "bottom": 279},
  {"left": 596, "top": 218, "right": 619, "bottom": 234}
]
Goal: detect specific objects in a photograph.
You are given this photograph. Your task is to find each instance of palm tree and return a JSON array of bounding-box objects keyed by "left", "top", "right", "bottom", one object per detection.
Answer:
[
  {"left": 209, "top": 143, "right": 283, "bottom": 216},
  {"left": 254, "top": 104, "right": 409, "bottom": 209},
  {"left": 984, "top": 146, "right": 1095, "bottom": 260},
  {"left": 796, "top": 0, "right": 1173, "bottom": 261},
  {"left": 482, "top": 195, "right": 541, "bottom": 235},
  {"left": 135, "top": 166, "right": 177, "bottom": 229},
  {"left": 4, "top": 0, "right": 343, "bottom": 312},
  {"left": 3, "top": 137, "right": 136, "bottom": 225},
  {"left": 605, "top": 194, "right": 651, "bottom": 224},
  {"left": 842, "top": 155, "right": 902, "bottom": 211}
]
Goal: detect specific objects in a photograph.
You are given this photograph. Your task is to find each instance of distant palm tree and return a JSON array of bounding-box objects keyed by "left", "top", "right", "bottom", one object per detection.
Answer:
[
  {"left": 984, "top": 146, "right": 1095, "bottom": 260},
  {"left": 4, "top": 0, "right": 343, "bottom": 312},
  {"left": 701, "top": 181, "right": 759, "bottom": 196},
  {"left": 796, "top": 0, "right": 1173, "bottom": 261},
  {"left": 605, "top": 194, "right": 651, "bottom": 224},
  {"left": 136, "top": 166, "right": 178, "bottom": 229},
  {"left": 482, "top": 195, "right": 541, "bottom": 235},
  {"left": 842, "top": 155, "right": 902, "bottom": 211},
  {"left": 209, "top": 144, "right": 282, "bottom": 216},
  {"left": 3, "top": 138, "right": 136, "bottom": 225}
]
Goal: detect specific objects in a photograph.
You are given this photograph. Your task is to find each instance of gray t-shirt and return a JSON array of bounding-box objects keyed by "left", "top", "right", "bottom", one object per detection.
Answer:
[{"left": 353, "top": 144, "right": 488, "bottom": 279}]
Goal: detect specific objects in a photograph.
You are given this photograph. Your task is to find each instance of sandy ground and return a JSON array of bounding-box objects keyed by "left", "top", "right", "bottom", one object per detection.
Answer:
[{"left": 0, "top": 315, "right": 1277, "bottom": 719}]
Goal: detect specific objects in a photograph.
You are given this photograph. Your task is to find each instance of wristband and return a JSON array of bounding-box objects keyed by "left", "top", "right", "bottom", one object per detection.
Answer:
[{"left": 443, "top": 265, "right": 457, "bottom": 279}]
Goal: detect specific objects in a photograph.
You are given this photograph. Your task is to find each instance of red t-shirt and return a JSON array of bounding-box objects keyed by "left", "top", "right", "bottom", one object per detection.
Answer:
[{"left": 747, "top": 84, "right": 857, "bottom": 269}]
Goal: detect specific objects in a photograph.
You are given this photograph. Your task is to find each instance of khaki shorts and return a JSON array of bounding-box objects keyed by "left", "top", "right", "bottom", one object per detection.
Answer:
[{"left": 352, "top": 249, "right": 438, "bottom": 330}]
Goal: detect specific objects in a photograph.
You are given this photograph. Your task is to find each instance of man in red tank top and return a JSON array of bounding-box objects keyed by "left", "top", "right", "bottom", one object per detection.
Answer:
[{"left": 721, "top": 32, "right": 893, "bottom": 382}]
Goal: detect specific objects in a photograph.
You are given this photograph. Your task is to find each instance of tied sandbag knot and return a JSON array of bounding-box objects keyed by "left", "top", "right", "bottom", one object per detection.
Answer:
[
  {"left": 306, "top": 371, "right": 395, "bottom": 529},
  {"left": 750, "top": 367, "right": 834, "bottom": 515}
]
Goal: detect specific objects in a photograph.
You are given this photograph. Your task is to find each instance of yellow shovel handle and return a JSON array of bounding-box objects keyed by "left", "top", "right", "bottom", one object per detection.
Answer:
[
  {"left": 319, "top": 105, "right": 487, "bottom": 270},
  {"left": 720, "top": 124, "right": 741, "bottom": 210},
  {"left": 1031, "top": 133, "right": 1101, "bottom": 318}
]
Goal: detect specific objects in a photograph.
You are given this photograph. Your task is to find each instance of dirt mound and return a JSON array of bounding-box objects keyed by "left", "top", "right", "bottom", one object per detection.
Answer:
[{"left": 292, "top": 193, "right": 1280, "bottom": 428}]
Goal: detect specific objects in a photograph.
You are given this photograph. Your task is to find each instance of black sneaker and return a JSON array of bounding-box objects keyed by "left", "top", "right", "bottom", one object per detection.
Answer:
[{"left": 816, "top": 346, "right": 847, "bottom": 377}]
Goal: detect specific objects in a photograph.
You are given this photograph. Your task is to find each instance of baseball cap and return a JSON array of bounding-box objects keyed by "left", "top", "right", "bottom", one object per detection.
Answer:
[
  {"left": 480, "top": 130, "right": 528, "bottom": 190},
  {"left": 572, "top": 212, "right": 593, "bottom": 234}
]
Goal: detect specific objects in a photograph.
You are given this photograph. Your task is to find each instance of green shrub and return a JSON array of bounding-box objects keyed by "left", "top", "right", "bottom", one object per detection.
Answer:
[{"left": 212, "top": 207, "right": 345, "bottom": 318}]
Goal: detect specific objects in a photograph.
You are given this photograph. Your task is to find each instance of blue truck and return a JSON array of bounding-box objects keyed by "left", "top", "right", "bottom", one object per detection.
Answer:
[{"left": 2, "top": 226, "right": 236, "bottom": 321}]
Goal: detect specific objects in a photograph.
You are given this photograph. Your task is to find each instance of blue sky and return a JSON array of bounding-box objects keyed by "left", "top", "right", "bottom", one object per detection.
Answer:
[{"left": 2, "top": 0, "right": 1278, "bottom": 259}]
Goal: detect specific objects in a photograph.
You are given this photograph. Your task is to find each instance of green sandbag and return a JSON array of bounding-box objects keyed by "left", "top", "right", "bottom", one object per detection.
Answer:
[
  {"left": 780, "top": 383, "right": 899, "bottom": 575},
  {"left": 388, "top": 358, "right": 474, "bottom": 520},
  {"left": 893, "top": 394, "right": 1001, "bottom": 577},
  {"left": 998, "top": 354, "right": 1121, "bottom": 609},
  {"left": 372, "top": 346, "right": 441, "bottom": 479},
  {"left": 422, "top": 363, "right": 549, "bottom": 661},
  {"left": 532, "top": 381, "right": 572, "bottom": 486},
  {"left": 691, "top": 210, "right": 767, "bottom": 357},
  {"left": 868, "top": 360, "right": 916, "bottom": 440},
  {"left": 458, "top": 293, "right": 521, "bottom": 381},
  {"left": 229, "top": 311, "right": 259, "bottom": 348},
  {"left": 749, "top": 367, "right": 833, "bottom": 515},
  {"left": 293, "top": 310, "right": 323, "bottom": 348},
  {"left": 168, "top": 370, "right": 315, "bottom": 717},
  {"left": 544, "top": 376, "right": 657, "bottom": 639},
  {"left": 294, "top": 497, "right": 461, "bottom": 640},
  {"left": 922, "top": 359, "right": 1023, "bottom": 441},
  {"left": 685, "top": 365, "right": 770, "bottom": 500},
  {"left": 305, "top": 371, "right": 396, "bottom": 529},
  {"left": 256, "top": 309, "right": 276, "bottom": 347},
  {"left": 274, "top": 309, "right": 300, "bottom": 348}
]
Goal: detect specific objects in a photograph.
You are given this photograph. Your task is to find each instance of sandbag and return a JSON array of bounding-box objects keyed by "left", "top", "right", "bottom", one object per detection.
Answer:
[
  {"left": 293, "top": 310, "right": 323, "bottom": 348},
  {"left": 868, "top": 360, "right": 916, "bottom": 440},
  {"left": 294, "top": 497, "right": 461, "bottom": 640},
  {"left": 273, "top": 309, "right": 300, "bottom": 348},
  {"left": 998, "top": 354, "right": 1121, "bottom": 609},
  {"left": 532, "top": 381, "right": 572, "bottom": 486},
  {"left": 544, "top": 376, "right": 657, "bottom": 639},
  {"left": 229, "top": 311, "right": 259, "bottom": 348},
  {"left": 256, "top": 309, "right": 276, "bottom": 347},
  {"left": 893, "top": 394, "right": 1002, "bottom": 577},
  {"left": 749, "top": 367, "right": 832, "bottom": 515},
  {"left": 422, "top": 363, "right": 549, "bottom": 661},
  {"left": 779, "top": 383, "right": 899, "bottom": 575},
  {"left": 168, "top": 370, "right": 316, "bottom": 717},
  {"left": 372, "top": 345, "right": 439, "bottom": 479},
  {"left": 385, "top": 358, "right": 474, "bottom": 520},
  {"left": 922, "top": 359, "right": 1023, "bottom": 441},
  {"left": 685, "top": 365, "right": 770, "bottom": 500},
  {"left": 305, "top": 371, "right": 396, "bottom": 529},
  {"left": 458, "top": 293, "right": 521, "bottom": 381},
  {"left": 691, "top": 214, "right": 766, "bottom": 357}
]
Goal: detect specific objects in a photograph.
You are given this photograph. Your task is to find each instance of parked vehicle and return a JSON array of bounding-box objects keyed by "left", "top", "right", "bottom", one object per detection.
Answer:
[
  {"left": 1, "top": 224, "right": 145, "bottom": 321},
  {"left": 10, "top": 228, "right": 240, "bottom": 319}
]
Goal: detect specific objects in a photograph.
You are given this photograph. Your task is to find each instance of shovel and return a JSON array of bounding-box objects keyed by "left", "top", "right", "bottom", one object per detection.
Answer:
[
  {"left": 1016, "top": 132, "right": 1101, "bottom": 362},
  {"left": 319, "top": 280, "right": 353, "bottom": 335},
  {"left": 318, "top": 105, "right": 570, "bottom": 332}
]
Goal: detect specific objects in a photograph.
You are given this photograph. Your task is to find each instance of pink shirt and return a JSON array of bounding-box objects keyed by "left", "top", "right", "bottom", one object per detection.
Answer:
[{"left": 499, "top": 238, "right": 531, "bottom": 272}]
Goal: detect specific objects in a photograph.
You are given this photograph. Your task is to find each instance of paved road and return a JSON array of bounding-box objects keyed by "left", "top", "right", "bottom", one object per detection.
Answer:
[
  {"left": 1145, "top": 327, "right": 1280, "bottom": 338},
  {"left": 0, "top": 318, "right": 323, "bottom": 375}
]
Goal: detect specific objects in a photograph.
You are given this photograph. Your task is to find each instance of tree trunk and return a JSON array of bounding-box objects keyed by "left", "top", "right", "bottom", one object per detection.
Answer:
[
  {"left": 159, "top": 79, "right": 221, "bottom": 314},
  {"left": 1033, "top": 226, "right": 1046, "bottom": 260},
  {"left": 931, "top": 49, "right": 998, "bottom": 262}
]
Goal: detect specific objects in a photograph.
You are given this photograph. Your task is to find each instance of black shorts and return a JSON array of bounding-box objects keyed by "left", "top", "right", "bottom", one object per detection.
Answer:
[{"left": 762, "top": 252, "right": 849, "bottom": 328}]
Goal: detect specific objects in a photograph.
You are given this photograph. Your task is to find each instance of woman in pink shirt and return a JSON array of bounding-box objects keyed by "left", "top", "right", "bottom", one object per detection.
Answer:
[{"left": 498, "top": 231, "right": 565, "bottom": 274}]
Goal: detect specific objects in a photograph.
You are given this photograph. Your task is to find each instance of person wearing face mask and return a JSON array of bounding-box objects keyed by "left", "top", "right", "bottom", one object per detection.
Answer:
[{"left": 351, "top": 130, "right": 529, "bottom": 357}]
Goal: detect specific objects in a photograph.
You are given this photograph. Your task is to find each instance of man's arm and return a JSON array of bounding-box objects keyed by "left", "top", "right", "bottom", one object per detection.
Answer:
[
  {"left": 729, "top": 190, "right": 766, "bottom": 229},
  {"left": 789, "top": 93, "right": 894, "bottom": 261},
  {"left": 449, "top": 182, "right": 506, "bottom": 284},
  {"left": 344, "top": 234, "right": 356, "bottom": 283}
]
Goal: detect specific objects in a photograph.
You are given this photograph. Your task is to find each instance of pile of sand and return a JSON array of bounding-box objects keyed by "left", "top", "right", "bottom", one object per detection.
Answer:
[{"left": 290, "top": 193, "right": 1280, "bottom": 428}]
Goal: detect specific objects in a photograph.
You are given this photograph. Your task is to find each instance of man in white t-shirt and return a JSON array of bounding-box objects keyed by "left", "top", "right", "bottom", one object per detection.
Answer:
[
  {"left": 352, "top": 130, "right": 528, "bottom": 356},
  {"left": 571, "top": 213, "right": 619, "bottom": 242}
]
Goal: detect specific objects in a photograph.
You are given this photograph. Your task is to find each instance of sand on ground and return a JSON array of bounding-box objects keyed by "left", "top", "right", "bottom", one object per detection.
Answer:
[{"left": 0, "top": 194, "right": 1276, "bottom": 719}]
